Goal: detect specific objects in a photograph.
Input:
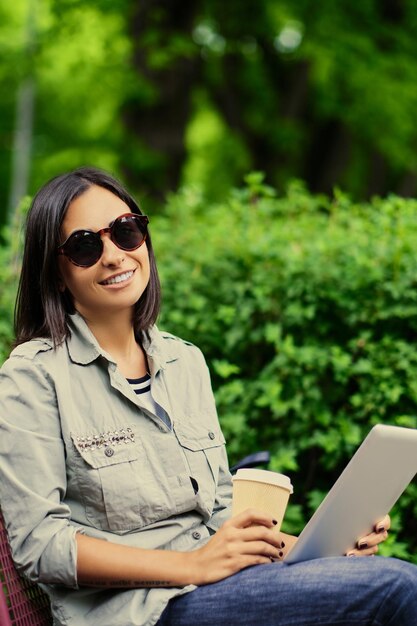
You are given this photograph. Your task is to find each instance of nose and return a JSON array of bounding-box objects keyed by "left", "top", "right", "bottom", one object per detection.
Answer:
[{"left": 100, "top": 233, "right": 125, "bottom": 266}]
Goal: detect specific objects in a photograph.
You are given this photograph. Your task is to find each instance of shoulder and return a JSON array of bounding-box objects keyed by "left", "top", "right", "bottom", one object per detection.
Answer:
[
  {"left": 158, "top": 330, "right": 202, "bottom": 360},
  {"left": 147, "top": 326, "right": 207, "bottom": 367},
  {"left": 1, "top": 339, "right": 56, "bottom": 379},
  {"left": 7, "top": 338, "right": 55, "bottom": 362},
  {"left": 159, "top": 330, "right": 196, "bottom": 347}
]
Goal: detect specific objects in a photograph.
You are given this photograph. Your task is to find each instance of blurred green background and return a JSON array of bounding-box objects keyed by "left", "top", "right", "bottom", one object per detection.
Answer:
[
  {"left": 1, "top": 0, "right": 417, "bottom": 561},
  {"left": 2, "top": 0, "right": 417, "bottom": 220}
]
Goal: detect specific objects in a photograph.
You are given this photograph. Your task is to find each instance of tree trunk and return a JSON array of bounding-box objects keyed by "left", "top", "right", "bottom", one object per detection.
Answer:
[
  {"left": 123, "top": 0, "right": 201, "bottom": 199},
  {"left": 8, "top": 0, "right": 36, "bottom": 222}
]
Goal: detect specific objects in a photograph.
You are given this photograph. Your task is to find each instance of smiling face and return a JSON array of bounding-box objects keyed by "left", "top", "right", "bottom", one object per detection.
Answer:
[{"left": 58, "top": 184, "right": 150, "bottom": 322}]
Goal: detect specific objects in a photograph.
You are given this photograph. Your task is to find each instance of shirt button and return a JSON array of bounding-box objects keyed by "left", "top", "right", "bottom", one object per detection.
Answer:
[
  {"left": 192, "top": 531, "right": 201, "bottom": 540},
  {"left": 105, "top": 447, "right": 114, "bottom": 457},
  {"left": 208, "top": 431, "right": 216, "bottom": 440}
]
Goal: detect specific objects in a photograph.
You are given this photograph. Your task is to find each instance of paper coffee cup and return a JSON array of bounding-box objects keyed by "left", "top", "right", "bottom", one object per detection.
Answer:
[{"left": 232, "top": 468, "right": 293, "bottom": 532}]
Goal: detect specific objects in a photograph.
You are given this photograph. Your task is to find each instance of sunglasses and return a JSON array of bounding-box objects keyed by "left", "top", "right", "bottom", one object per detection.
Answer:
[{"left": 58, "top": 213, "right": 149, "bottom": 267}]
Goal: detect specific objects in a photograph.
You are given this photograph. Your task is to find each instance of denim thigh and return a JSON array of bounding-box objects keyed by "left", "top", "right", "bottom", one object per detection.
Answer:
[{"left": 157, "top": 556, "right": 417, "bottom": 626}]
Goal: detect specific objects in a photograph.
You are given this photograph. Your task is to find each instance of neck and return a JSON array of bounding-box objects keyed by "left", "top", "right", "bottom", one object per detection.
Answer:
[{"left": 80, "top": 308, "right": 143, "bottom": 371}]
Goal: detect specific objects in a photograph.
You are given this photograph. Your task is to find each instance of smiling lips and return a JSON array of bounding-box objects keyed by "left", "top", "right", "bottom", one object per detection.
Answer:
[{"left": 100, "top": 270, "right": 134, "bottom": 286}]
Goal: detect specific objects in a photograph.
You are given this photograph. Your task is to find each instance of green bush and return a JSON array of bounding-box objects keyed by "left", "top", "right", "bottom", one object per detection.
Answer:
[
  {"left": 0, "top": 198, "right": 28, "bottom": 362},
  {"left": 0, "top": 235, "right": 15, "bottom": 362},
  {"left": 154, "top": 175, "right": 417, "bottom": 562}
]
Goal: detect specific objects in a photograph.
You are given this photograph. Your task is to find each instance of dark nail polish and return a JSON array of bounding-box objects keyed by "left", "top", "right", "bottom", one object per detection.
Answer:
[
  {"left": 358, "top": 541, "right": 368, "bottom": 549},
  {"left": 278, "top": 551, "right": 284, "bottom": 558},
  {"left": 377, "top": 526, "right": 385, "bottom": 533},
  {"left": 272, "top": 519, "right": 278, "bottom": 525},
  {"left": 280, "top": 541, "right": 286, "bottom": 549}
]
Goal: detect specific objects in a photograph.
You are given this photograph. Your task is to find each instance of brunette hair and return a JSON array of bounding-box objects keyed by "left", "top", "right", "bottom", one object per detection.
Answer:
[{"left": 14, "top": 166, "right": 161, "bottom": 346}]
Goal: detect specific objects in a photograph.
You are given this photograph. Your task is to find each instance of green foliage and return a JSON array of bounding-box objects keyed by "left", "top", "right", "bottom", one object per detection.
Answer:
[
  {"left": 3, "top": 1, "right": 417, "bottom": 227},
  {"left": 183, "top": 92, "right": 251, "bottom": 204},
  {"left": 0, "top": 241, "right": 17, "bottom": 362},
  {"left": 153, "top": 177, "right": 417, "bottom": 561},
  {"left": 0, "top": 0, "right": 133, "bottom": 225},
  {"left": 0, "top": 197, "right": 28, "bottom": 362}
]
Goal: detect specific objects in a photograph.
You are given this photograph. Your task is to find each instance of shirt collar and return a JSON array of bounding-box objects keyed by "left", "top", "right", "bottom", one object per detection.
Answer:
[
  {"left": 141, "top": 325, "right": 179, "bottom": 376},
  {"left": 66, "top": 313, "right": 109, "bottom": 365},
  {"left": 66, "top": 312, "right": 179, "bottom": 374}
]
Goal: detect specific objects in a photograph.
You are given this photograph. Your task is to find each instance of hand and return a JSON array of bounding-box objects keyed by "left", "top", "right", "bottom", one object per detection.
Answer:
[
  {"left": 186, "top": 508, "right": 284, "bottom": 585},
  {"left": 346, "top": 514, "right": 391, "bottom": 557}
]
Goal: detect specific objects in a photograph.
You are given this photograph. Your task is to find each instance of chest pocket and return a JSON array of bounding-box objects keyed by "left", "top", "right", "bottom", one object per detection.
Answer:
[
  {"left": 174, "top": 421, "right": 226, "bottom": 512},
  {"left": 71, "top": 430, "right": 147, "bottom": 532}
]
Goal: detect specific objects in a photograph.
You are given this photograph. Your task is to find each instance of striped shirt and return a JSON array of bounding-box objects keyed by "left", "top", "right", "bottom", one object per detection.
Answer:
[
  {"left": 127, "top": 373, "right": 171, "bottom": 429},
  {"left": 127, "top": 373, "right": 151, "bottom": 395}
]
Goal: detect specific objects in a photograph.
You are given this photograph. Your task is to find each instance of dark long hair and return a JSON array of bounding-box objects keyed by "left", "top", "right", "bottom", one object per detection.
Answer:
[{"left": 14, "top": 167, "right": 161, "bottom": 346}]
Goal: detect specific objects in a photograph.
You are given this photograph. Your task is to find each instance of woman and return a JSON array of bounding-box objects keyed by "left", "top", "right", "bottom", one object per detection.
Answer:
[{"left": 0, "top": 166, "right": 416, "bottom": 626}]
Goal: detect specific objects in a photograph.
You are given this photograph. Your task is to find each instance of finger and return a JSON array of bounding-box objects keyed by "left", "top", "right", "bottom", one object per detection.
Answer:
[
  {"left": 229, "top": 508, "right": 278, "bottom": 530},
  {"left": 238, "top": 524, "right": 283, "bottom": 549},
  {"left": 347, "top": 544, "right": 379, "bottom": 557},
  {"left": 357, "top": 530, "right": 388, "bottom": 549},
  {"left": 358, "top": 515, "right": 390, "bottom": 544},
  {"left": 237, "top": 539, "right": 283, "bottom": 560},
  {"left": 375, "top": 514, "right": 391, "bottom": 533},
  {"left": 240, "top": 554, "right": 279, "bottom": 569}
]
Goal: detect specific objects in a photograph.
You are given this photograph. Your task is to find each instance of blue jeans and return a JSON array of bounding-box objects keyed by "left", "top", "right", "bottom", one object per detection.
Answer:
[{"left": 157, "top": 557, "right": 417, "bottom": 625}]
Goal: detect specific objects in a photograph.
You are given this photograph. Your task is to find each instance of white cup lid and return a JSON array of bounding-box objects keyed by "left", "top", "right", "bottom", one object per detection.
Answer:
[{"left": 232, "top": 468, "right": 293, "bottom": 493}]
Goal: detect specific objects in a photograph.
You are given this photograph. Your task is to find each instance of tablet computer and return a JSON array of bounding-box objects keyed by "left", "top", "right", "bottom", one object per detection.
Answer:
[{"left": 285, "top": 424, "right": 417, "bottom": 564}]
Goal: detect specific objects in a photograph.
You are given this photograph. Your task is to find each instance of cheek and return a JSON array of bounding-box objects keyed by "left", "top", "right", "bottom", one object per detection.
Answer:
[
  {"left": 58, "top": 260, "right": 93, "bottom": 297},
  {"left": 137, "top": 245, "right": 150, "bottom": 274}
]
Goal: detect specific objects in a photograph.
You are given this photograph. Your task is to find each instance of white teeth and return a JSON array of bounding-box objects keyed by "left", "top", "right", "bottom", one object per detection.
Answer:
[{"left": 102, "top": 271, "right": 133, "bottom": 285}]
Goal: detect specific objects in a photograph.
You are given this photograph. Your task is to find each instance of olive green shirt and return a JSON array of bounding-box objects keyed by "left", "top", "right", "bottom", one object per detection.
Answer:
[{"left": 0, "top": 313, "right": 232, "bottom": 626}]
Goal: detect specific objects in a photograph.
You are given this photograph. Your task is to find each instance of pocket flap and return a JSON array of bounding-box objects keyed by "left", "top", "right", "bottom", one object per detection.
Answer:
[
  {"left": 175, "top": 421, "right": 226, "bottom": 452},
  {"left": 71, "top": 428, "right": 139, "bottom": 468}
]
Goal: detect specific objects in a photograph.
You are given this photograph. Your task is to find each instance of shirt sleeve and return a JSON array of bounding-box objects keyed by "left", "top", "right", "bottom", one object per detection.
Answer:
[
  {"left": 0, "top": 353, "right": 79, "bottom": 587},
  {"left": 206, "top": 444, "right": 233, "bottom": 532}
]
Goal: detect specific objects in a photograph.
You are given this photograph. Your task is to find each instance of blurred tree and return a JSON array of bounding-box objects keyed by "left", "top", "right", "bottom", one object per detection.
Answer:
[
  {"left": 7, "top": 0, "right": 36, "bottom": 222},
  {"left": 122, "top": 0, "right": 201, "bottom": 200},
  {"left": 1, "top": 0, "right": 417, "bottom": 227},
  {"left": 124, "top": 0, "right": 417, "bottom": 200},
  {"left": 0, "top": 0, "right": 28, "bottom": 227},
  {"left": 0, "top": 0, "right": 133, "bottom": 226}
]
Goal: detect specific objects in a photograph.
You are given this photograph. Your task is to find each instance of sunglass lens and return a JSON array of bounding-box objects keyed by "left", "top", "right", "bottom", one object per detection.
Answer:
[
  {"left": 113, "top": 216, "right": 146, "bottom": 250},
  {"left": 67, "top": 232, "right": 102, "bottom": 267}
]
